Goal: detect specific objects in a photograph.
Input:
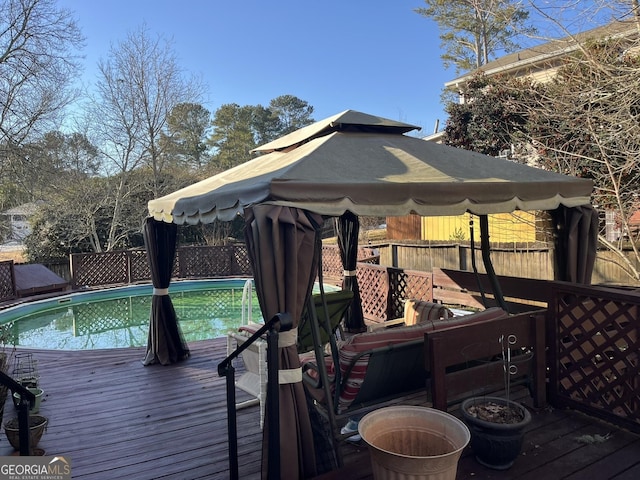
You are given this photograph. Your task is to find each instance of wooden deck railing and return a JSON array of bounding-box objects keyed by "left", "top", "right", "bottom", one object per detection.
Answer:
[{"left": 548, "top": 281, "right": 640, "bottom": 433}]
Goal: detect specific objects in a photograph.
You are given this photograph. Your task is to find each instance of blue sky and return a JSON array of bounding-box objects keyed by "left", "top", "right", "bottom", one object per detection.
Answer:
[
  {"left": 56, "top": 1, "right": 615, "bottom": 136},
  {"left": 57, "top": 0, "right": 452, "bottom": 136}
]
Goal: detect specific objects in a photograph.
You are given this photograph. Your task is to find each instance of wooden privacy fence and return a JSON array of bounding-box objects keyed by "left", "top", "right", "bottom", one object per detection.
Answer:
[
  {"left": 377, "top": 241, "right": 640, "bottom": 286},
  {"left": 378, "top": 242, "right": 555, "bottom": 280},
  {"left": 42, "top": 242, "right": 640, "bottom": 292},
  {"left": 67, "top": 244, "right": 531, "bottom": 324}
]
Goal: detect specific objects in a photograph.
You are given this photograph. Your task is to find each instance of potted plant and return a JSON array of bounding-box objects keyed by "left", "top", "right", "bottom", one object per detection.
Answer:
[
  {"left": 13, "top": 353, "right": 39, "bottom": 389},
  {"left": 460, "top": 334, "right": 533, "bottom": 470},
  {"left": 10, "top": 352, "right": 43, "bottom": 411},
  {"left": 460, "top": 395, "right": 531, "bottom": 469},
  {"left": 13, "top": 387, "right": 45, "bottom": 413},
  {"left": 3, "top": 414, "right": 48, "bottom": 452}
]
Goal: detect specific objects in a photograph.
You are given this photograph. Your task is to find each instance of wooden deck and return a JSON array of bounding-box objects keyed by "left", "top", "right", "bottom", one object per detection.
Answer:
[
  {"left": 1, "top": 339, "right": 263, "bottom": 479},
  {"left": 2, "top": 338, "right": 640, "bottom": 479}
]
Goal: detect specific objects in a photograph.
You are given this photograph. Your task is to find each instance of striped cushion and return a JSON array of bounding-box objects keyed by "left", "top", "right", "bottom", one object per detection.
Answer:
[
  {"left": 332, "top": 325, "right": 431, "bottom": 412},
  {"left": 403, "top": 299, "right": 453, "bottom": 326},
  {"left": 238, "top": 323, "right": 263, "bottom": 335},
  {"left": 305, "top": 307, "right": 507, "bottom": 413}
]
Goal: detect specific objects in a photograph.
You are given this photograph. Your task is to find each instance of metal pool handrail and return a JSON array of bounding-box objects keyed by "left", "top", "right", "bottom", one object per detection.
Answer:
[
  {"left": 218, "top": 311, "right": 293, "bottom": 480},
  {"left": 241, "top": 279, "right": 253, "bottom": 325}
]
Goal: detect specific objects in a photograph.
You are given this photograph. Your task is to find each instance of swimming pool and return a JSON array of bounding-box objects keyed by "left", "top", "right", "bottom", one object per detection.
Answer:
[{"left": 0, "top": 279, "right": 263, "bottom": 350}]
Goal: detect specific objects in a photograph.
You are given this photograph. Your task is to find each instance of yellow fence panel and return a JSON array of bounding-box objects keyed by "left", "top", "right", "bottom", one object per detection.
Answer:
[{"left": 421, "top": 212, "right": 538, "bottom": 243}]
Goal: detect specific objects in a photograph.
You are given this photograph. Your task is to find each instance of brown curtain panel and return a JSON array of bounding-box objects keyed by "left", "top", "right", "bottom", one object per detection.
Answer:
[
  {"left": 142, "top": 217, "right": 190, "bottom": 366},
  {"left": 337, "top": 211, "right": 366, "bottom": 332},
  {"left": 552, "top": 205, "right": 599, "bottom": 284},
  {"left": 244, "top": 205, "right": 321, "bottom": 480}
]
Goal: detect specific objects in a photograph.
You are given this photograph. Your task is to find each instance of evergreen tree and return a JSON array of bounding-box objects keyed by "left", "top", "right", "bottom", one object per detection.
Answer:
[{"left": 415, "top": 0, "right": 535, "bottom": 72}]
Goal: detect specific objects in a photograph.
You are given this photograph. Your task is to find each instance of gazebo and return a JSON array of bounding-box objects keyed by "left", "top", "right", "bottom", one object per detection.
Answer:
[{"left": 144, "top": 110, "right": 596, "bottom": 479}]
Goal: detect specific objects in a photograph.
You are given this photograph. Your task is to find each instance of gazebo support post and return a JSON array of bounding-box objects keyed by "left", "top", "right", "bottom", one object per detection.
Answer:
[{"left": 479, "top": 215, "right": 508, "bottom": 312}]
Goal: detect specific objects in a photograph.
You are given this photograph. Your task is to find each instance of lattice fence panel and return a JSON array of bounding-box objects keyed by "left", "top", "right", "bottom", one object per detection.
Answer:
[
  {"left": 550, "top": 284, "right": 640, "bottom": 429},
  {"left": 357, "top": 264, "right": 388, "bottom": 322},
  {"left": 130, "top": 250, "right": 152, "bottom": 282},
  {"left": 387, "top": 268, "right": 433, "bottom": 319},
  {"left": 72, "top": 251, "right": 129, "bottom": 288},
  {"left": 322, "top": 245, "right": 380, "bottom": 282},
  {"left": 0, "top": 261, "right": 15, "bottom": 302},
  {"left": 73, "top": 296, "right": 151, "bottom": 336},
  {"left": 321, "top": 246, "right": 343, "bottom": 280},
  {"left": 178, "top": 246, "right": 233, "bottom": 278},
  {"left": 231, "top": 244, "right": 252, "bottom": 276},
  {"left": 357, "top": 247, "right": 378, "bottom": 261}
]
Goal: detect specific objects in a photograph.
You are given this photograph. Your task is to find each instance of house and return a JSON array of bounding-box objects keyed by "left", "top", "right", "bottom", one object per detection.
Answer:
[
  {"left": 1, "top": 201, "right": 43, "bottom": 242},
  {"left": 389, "top": 20, "right": 638, "bottom": 243},
  {"left": 445, "top": 20, "right": 639, "bottom": 89}
]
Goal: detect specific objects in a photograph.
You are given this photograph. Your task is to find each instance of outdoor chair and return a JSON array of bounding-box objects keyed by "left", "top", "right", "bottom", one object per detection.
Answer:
[
  {"left": 226, "top": 289, "right": 354, "bottom": 429},
  {"left": 226, "top": 324, "right": 268, "bottom": 427},
  {"left": 301, "top": 303, "right": 509, "bottom": 467},
  {"left": 297, "top": 289, "right": 354, "bottom": 354}
]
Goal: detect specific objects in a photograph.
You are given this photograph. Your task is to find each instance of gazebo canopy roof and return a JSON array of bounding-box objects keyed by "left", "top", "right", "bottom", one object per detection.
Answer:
[{"left": 148, "top": 110, "right": 593, "bottom": 224}]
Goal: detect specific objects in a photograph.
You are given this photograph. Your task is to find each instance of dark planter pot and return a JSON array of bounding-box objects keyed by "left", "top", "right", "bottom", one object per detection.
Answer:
[{"left": 460, "top": 396, "right": 531, "bottom": 470}]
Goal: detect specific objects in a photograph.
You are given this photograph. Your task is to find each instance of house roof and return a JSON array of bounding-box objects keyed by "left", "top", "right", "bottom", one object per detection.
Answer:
[
  {"left": 2, "top": 201, "right": 44, "bottom": 216},
  {"left": 445, "top": 20, "right": 640, "bottom": 88}
]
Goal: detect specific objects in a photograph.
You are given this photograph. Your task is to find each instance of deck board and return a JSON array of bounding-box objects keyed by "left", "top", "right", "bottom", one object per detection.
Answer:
[
  {"left": 1, "top": 340, "right": 263, "bottom": 480},
  {"left": 2, "top": 338, "right": 640, "bottom": 479}
]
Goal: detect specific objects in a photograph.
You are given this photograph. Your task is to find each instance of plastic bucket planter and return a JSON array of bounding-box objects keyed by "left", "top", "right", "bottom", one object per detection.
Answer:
[
  {"left": 359, "top": 406, "right": 471, "bottom": 480},
  {"left": 13, "top": 387, "right": 44, "bottom": 414}
]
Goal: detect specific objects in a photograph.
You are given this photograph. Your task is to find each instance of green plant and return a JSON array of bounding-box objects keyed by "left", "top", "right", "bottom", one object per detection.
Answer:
[
  {"left": 0, "top": 322, "right": 17, "bottom": 428},
  {"left": 450, "top": 227, "right": 467, "bottom": 241},
  {"left": 0, "top": 322, "right": 17, "bottom": 370}
]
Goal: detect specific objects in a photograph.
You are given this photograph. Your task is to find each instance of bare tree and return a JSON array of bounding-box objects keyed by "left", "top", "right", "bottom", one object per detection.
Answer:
[
  {"left": 514, "top": 28, "right": 640, "bottom": 280},
  {"left": 90, "top": 25, "right": 203, "bottom": 251},
  {"left": 0, "top": 0, "right": 83, "bottom": 150}
]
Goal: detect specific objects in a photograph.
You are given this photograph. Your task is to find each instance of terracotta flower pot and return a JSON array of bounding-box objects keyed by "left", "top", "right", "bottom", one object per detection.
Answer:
[
  {"left": 359, "top": 405, "right": 470, "bottom": 480},
  {"left": 460, "top": 396, "right": 531, "bottom": 470}
]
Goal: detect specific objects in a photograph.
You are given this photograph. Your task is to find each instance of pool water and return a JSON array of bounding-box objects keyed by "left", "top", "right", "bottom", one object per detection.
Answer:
[{"left": 0, "top": 279, "right": 262, "bottom": 350}]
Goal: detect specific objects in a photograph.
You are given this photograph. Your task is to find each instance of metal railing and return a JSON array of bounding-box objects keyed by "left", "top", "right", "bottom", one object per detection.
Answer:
[
  {"left": 0, "top": 371, "right": 36, "bottom": 455},
  {"left": 218, "top": 312, "right": 293, "bottom": 480}
]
